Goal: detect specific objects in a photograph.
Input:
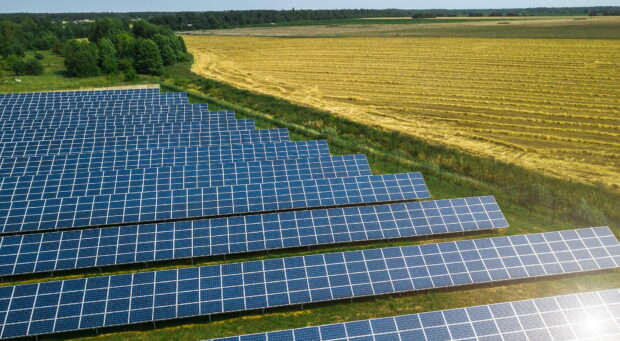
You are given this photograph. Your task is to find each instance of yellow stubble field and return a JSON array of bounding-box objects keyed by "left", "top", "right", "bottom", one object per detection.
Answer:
[{"left": 185, "top": 36, "right": 620, "bottom": 188}]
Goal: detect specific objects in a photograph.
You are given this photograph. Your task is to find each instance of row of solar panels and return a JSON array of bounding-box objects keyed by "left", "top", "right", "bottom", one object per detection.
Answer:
[
  {"left": 207, "top": 288, "right": 620, "bottom": 341},
  {"left": 0, "top": 88, "right": 616, "bottom": 339},
  {"left": 0, "top": 227, "right": 617, "bottom": 338}
]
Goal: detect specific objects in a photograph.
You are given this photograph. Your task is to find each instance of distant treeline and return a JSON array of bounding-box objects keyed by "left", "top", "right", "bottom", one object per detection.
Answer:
[{"left": 0, "top": 7, "right": 619, "bottom": 30}]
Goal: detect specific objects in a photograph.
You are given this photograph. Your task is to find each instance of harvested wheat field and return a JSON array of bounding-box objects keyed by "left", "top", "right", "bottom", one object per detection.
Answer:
[{"left": 186, "top": 36, "right": 620, "bottom": 189}]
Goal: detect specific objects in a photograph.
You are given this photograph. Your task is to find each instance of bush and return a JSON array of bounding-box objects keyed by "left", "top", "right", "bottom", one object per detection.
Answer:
[
  {"left": 97, "top": 38, "right": 118, "bottom": 74},
  {"left": 34, "top": 52, "right": 44, "bottom": 60},
  {"left": 132, "top": 38, "right": 163, "bottom": 75},
  {"left": 12, "top": 58, "right": 43, "bottom": 75},
  {"left": 62, "top": 40, "right": 100, "bottom": 77}
]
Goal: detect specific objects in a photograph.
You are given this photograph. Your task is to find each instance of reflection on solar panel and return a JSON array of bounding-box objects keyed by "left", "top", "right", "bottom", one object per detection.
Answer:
[
  {"left": 0, "top": 154, "right": 371, "bottom": 202},
  {"left": 0, "top": 172, "right": 429, "bottom": 234},
  {"left": 0, "top": 120, "right": 255, "bottom": 144},
  {"left": 0, "top": 196, "right": 506, "bottom": 277},
  {"left": 0, "top": 129, "right": 290, "bottom": 158},
  {"left": 0, "top": 227, "right": 616, "bottom": 339},
  {"left": 0, "top": 140, "right": 331, "bottom": 178},
  {"left": 207, "top": 288, "right": 620, "bottom": 341},
  {"left": 1, "top": 116, "right": 247, "bottom": 133}
]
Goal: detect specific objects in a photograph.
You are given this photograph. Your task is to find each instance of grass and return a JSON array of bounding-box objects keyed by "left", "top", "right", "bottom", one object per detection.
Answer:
[
  {"left": 0, "top": 50, "right": 149, "bottom": 94},
  {"left": 0, "top": 52, "right": 618, "bottom": 340}
]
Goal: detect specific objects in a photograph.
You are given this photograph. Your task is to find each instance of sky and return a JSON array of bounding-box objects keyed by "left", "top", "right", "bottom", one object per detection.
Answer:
[{"left": 0, "top": 0, "right": 618, "bottom": 13}]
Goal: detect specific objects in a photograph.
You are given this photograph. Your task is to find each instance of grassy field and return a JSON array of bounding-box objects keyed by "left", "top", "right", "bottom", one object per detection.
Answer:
[
  {"left": 185, "top": 35, "right": 620, "bottom": 190},
  {"left": 0, "top": 37, "right": 618, "bottom": 339},
  {"left": 0, "top": 50, "right": 149, "bottom": 93}
]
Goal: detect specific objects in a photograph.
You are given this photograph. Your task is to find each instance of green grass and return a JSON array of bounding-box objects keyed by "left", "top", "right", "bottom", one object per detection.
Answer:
[
  {"left": 0, "top": 54, "right": 618, "bottom": 341},
  {"left": 0, "top": 50, "right": 149, "bottom": 94}
]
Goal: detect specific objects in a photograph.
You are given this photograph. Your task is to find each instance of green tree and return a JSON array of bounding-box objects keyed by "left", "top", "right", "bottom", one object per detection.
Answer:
[
  {"left": 12, "top": 57, "right": 43, "bottom": 76},
  {"left": 113, "top": 32, "right": 136, "bottom": 59},
  {"left": 97, "top": 37, "right": 118, "bottom": 74},
  {"left": 89, "top": 18, "right": 126, "bottom": 42},
  {"left": 132, "top": 20, "right": 167, "bottom": 39},
  {"left": 62, "top": 40, "right": 100, "bottom": 77},
  {"left": 152, "top": 34, "right": 176, "bottom": 65},
  {"left": 132, "top": 38, "right": 163, "bottom": 75}
]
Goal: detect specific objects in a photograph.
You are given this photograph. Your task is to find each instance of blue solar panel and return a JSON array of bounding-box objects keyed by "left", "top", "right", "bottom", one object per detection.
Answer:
[
  {"left": 0, "top": 227, "right": 616, "bottom": 339},
  {"left": 0, "top": 92, "right": 180, "bottom": 105},
  {"left": 1, "top": 99, "right": 189, "bottom": 112},
  {"left": 0, "top": 120, "right": 256, "bottom": 144},
  {"left": 0, "top": 172, "right": 429, "bottom": 234},
  {"left": 0, "top": 154, "right": 371, "bottom": 202},
  {"left": 0, "top": 129, "right": 290, "bottom": 158},
  {"left": 0, "top": 104, "right": 216, "bottom": 120},
  {"left": 0, "top": 116, "right": 248, "bottom": 133},
  {"left": 0, "top": 140, "right": 331, "bottom": 178},
  {"left": 0, "top": 196, "right": 506, "bottom": 277},
  {"left": 207, "top": 288, "right": 620, "bottom": 341},
  {"left": 0, "top": 93, "right": 188, "bottom": 110},
  {"left": 0, "top": 88, "right": 158, "bottom": 99}
]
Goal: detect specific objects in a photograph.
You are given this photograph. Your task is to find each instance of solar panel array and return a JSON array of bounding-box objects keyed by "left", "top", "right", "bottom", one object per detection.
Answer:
[
  {"left": 208, "top": 288, "right": 620, "bottom": 341},
  {"left": 0, "top": 227, "right": 617, "bottom": 338},
  {"left": 0, "top": 196, "right": 506, "bottom": 277},
  {"left": 0, "top": 87, "right": 615, "bottom": 339}
]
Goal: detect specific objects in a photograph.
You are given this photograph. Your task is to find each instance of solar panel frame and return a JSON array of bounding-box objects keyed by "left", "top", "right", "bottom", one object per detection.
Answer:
[
  {"left": 0, "top": 140, "right": 331, "bottom": 178},
  {"left": 0, "top": 172, "right": 430, "bottom": 234},
  {"left": 0, "top": 154, "right": 371, "bottom": 202},
  {"left": 0, "top": 196, "right": 507, "bottom": 277},
  {"left": 206, "top": 288, "right": 620, "bottom": 341},
  {"left": 0, "top": 120, "right": 254, "bottom": 144},
  {"left": 0, "top": 227, "right": 617, "bottom": 339},
  {"left": 0, "top": 129, "right": 291, "bottom": 158}
]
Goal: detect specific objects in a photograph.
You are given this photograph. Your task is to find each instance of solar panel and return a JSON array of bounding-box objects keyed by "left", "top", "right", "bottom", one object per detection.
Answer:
[
  {"left": 0, "top": 172, "right": 429, "bottom": 235},
  {"left": 0, "top": 92, "right": 179, "bottom": 103},
  {"left": 0, "top": 104, "right": 214, "bottom": 120},
  {"left": 206, "top": 288, "right": 620, "bottom": 341},
  {"left": 0, "top": 196, "right": 506, "bottom": 277},
  {"left": 0, "top": 88, "right": 158, "bottom": 99},
  {"left": 0, "top": 154, "right": 371, "bottom": 202},
  {"left": 1, "top": 116, "right": 246, "bottom": 132},
  {"left": 0, "top": 129, "right": 290, "bottom": 158},
  {"left": 0, "top": 120, "right": 255, "bottom": 144},
  {"left": 0, "top": 94, "right": 187, "bottom": 107},
  {"left": 0, "top": 227, "right": 616, "bottom": 339},
  {"left": 1, "top": 98, "right": 189, "bottom": 112},
  {"left": 0, "top": 93, "right": 188, "bottom": 110},
  {"left": 0, "top": 140, "right": 331, "bottom": 178}
]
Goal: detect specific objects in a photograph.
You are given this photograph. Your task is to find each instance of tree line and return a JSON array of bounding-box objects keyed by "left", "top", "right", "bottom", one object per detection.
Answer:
[
  {"left": 0, "top": 17, "right": 188, "bottom": 78},
  {"left": 0, "top": 7, "right": 618, "bottom": 31}
]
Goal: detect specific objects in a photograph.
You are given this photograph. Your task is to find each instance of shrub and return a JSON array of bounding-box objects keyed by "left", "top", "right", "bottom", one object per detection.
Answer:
[
  {"left": 62, "top": 40, "right": 100, "bottom": 77},
  {"left": 97, "top": 37, "right": 118, "bottom": 74},
  {"left": 132, "top": 38, "right": 163, "bottom": 75},
  {"left": 12, "top": 58, "right": 43, "bottom": 75},
  {"left": 34, "top": 52, "right": 44, "bottom": 60}
]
